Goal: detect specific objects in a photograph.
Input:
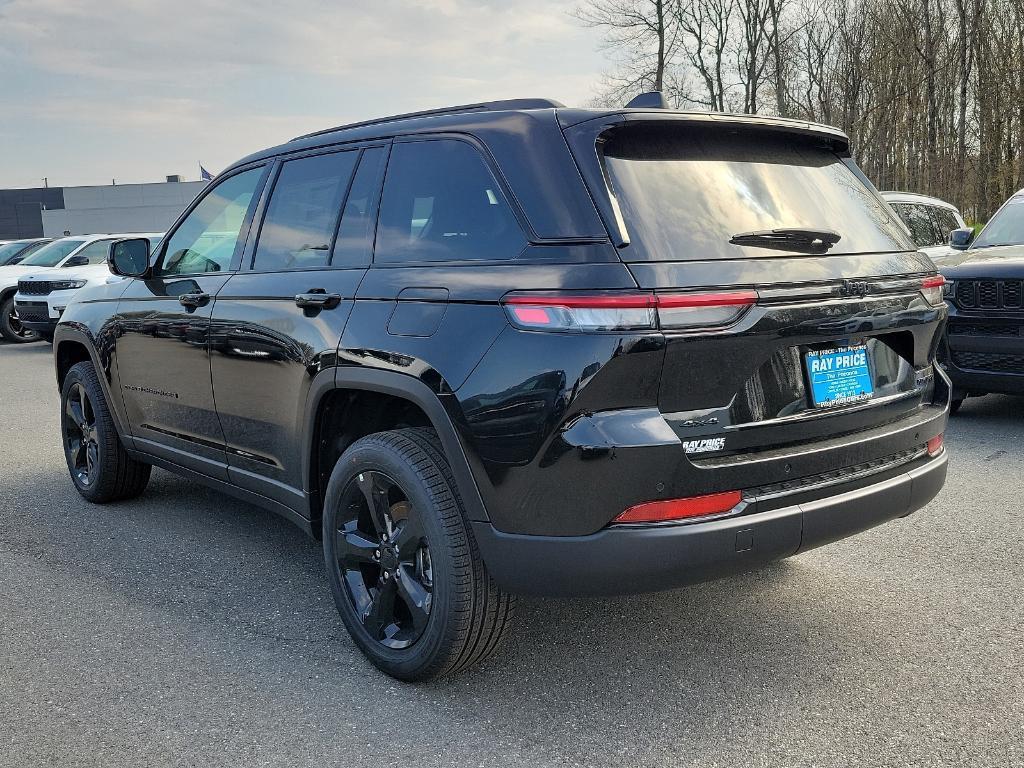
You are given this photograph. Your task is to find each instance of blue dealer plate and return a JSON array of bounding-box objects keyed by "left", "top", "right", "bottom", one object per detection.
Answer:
[{"left": 805, "top": 345, "right": 874, "bottom": 408}]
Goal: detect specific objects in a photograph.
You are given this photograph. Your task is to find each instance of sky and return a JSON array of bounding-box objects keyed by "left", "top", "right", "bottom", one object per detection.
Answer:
[{"left": 0, "top": 0, "right": 608, "bottom": 189}]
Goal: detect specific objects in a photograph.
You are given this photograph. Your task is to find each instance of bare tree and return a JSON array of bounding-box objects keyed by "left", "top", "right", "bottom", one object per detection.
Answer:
[
  {"left": 676, "top": 0, "right": 735, "bottom": 110},
  {"left": 575, "top": 0, "right": 680, "bottom": 102},
  {"left": 576, "top": 0, "right": 1024, "bottom": 220}
]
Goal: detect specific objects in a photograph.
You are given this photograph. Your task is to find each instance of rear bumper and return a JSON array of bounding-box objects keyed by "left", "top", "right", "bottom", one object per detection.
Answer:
[{"left": 474, "top": 450, "right": 947, "bottom": 596}]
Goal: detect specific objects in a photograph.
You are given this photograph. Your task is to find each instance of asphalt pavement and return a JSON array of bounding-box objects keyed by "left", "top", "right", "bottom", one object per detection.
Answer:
[{"left": 0, "top": 341, "right": 1021, "bottom": 767}]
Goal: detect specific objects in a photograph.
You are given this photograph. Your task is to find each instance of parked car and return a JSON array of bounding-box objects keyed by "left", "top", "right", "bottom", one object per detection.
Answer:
[
  {"left": 935, "top": 242, "right": 1024, "bottom": 412},
  {"left": 0, "top": 235, "right": 124, "bottom": 343},
  {"left": 53, "top": 97, "right": 949, "bottom": 681},
  {"left": 882, "top": 192, "right": 966, "bottom": 260},
  {"left": 14, "top": 233, "right": 162, "bottom": 342},
  {"left": 0, "top": 238, "right": 51, "bottom": 267},
  {"left": 949, "top": 188, "right": 1024, "bottom": 252}
]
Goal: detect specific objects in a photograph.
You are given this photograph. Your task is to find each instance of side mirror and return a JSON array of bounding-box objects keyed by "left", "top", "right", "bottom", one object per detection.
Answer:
[
  {"left": 63, "top": 254, "right": 89, "bottom": 267},
  {"left": 950, "top": 227, "right": 974, "bottom": 250},
  {"left": 108, "top": 238, "right": 152, "bottom": 278}
]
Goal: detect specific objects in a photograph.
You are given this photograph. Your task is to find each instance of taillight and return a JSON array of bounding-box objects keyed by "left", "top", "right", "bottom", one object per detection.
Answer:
[
  {"left": 613, "top": 490, "right": 743, "bottom": 524},
  {"left": 921, "top": 275, "right": 946, "bottom": 306},
  {"left": 502, "top": 291, "right": 757, "bottom": 332},
  {"left": 927, "top": 433, "right": 944, "bottom": 456}
]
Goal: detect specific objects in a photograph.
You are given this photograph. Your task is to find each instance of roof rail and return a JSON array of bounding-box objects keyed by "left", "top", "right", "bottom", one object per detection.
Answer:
[{"left": 291, "top": 98, "right": 566, "bottom": 142}]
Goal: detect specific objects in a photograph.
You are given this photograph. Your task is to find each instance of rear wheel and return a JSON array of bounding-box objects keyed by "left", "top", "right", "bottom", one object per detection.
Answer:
[
  {"left": 323, "top": 428, "right": 514, "bottom": 681},
  {"left": 0, "top": 295, "right": 40, "bottom": 343},
  {"left": 61, "top": 361, "right": 151, "bottom": 503}
]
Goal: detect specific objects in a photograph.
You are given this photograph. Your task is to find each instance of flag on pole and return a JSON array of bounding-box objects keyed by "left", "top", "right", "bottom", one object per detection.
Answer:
[{"left": 200, "top": 164, "right": 214, "bottom": 182}]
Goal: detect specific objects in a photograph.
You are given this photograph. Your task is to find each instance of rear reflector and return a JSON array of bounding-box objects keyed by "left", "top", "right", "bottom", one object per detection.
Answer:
[
  {"left": 921, "top": 274, "right": 946, "bottom": 306},
  {"left": 503, "top": 291, "right": 757, "bottom": 332},
  {"left": 613, "top": 490, "right": 742, "bottom": 524},
  {"left": 927, "top": 434, "right": 944, "bottom": 456}
]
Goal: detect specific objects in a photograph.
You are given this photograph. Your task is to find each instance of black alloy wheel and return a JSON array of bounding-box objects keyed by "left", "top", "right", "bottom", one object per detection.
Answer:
[
  {"left": 60, "top": 361, "right": 151, "bottom": 503},
  {"left": 64, "top": 381, "right": 99, "bottom": 487},
  {"left": 335, "top": 469, "right": 433, "bottom": 649},
  {"left": 323, "top": 428, "right": 514, "bottom": 681}
]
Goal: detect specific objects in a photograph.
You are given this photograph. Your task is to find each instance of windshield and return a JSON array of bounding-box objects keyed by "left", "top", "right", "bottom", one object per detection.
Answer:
[
  {"left": 602, "top": 126, "right": 913, "bottom": 261},
  {"left": 19, "top": 238, "right": 87, "bottom": 267},
  {"left": 0, "top": 240, "right": 37, "bottom": 264},
  {"left": 973, "top": 195, "right": 1024, "bottom": 249}
]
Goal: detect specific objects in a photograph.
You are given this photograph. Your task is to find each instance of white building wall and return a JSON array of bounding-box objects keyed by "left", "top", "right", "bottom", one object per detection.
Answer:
[{"left": 42, "top": 181, "right": 207, "bottom": 237}]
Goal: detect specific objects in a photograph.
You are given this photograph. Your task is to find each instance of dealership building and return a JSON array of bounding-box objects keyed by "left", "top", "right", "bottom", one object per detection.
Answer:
[{"left": 0, "top": 177, "right": 207, "bottom": 239}]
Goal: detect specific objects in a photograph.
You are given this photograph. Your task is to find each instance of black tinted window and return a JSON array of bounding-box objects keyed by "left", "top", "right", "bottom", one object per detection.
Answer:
[
  {"left": 603, "top": 126, "right": 912, "bottom": 261},
  {"left": 332, "top": 146, "right": 387, "bottom": 267},
  {"left": 375, "top": 139, "right": 526, "bottom": 263},
  {"left": 254, "top": 151, "right": 357, "bottom": 271}
]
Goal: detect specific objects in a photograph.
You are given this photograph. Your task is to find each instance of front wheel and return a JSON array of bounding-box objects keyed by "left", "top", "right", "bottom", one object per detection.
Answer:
[
  {"left": 61, "top": 361, "right": 151, "bottom": 503},
  {"left": 323, "top": 428, "right": 514, "bottom": 681},
  {"left": 0, "top": 295, "right": 40, "bottom": 343}
]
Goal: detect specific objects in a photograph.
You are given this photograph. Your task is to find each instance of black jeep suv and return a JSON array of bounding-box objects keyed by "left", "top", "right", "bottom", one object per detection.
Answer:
[
  {"left": 937, "top": 243, "right": 1024, "bottom": 411},
  {"left": 53, "top": 98, "right": 949, "bottom": 680}
]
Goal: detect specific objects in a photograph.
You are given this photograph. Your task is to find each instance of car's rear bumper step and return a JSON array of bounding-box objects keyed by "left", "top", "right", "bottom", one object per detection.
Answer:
[{"left": 473, "top": 451, "right": 947, "bottom": 596}]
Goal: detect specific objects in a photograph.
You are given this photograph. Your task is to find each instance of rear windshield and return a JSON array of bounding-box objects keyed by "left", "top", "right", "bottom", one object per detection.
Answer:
[
  {"left": 602, "top": 127, "right": 912, "bottom": 261},
  {"left": 973, "top": 195, "right": 1024, "bottom": 249}
]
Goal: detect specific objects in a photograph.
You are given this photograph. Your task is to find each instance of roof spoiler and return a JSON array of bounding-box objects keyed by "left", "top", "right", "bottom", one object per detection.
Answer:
[{"left": 625, "top": 91, "right": 670, "bottom": 109}]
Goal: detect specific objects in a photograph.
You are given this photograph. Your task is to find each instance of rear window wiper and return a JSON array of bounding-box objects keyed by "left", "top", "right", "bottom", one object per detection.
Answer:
[{"left": 730, "top": 228, "right": 842, "bottom": 254}]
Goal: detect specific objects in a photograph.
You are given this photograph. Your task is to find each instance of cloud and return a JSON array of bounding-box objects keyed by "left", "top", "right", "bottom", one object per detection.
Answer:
[{"left": 0, "top": 0, "right": 607, "bottom": 187}]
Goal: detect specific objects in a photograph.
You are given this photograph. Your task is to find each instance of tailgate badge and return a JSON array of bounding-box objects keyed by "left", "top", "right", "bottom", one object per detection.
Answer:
[{"left": 838, "top": 279, "right": 870, "bottom": 297}]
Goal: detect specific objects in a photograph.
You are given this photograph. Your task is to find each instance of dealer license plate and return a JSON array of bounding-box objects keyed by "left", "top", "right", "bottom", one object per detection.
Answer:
[{"left": 805, "top": 344, "right": 874, "bottom": 408}]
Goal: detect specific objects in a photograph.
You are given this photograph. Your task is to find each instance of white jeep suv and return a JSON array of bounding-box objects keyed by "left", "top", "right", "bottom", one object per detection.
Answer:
[{"left": 5, "top": 233, "right": 161, "bottom": 343}]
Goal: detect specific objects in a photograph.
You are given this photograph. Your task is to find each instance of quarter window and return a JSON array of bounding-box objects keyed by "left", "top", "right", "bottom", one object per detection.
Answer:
[
  {"left": 253, "top": 151, "right": 357, "bottom": 271},
  {"left": 375, "top": 139, "right": 526, "bottom": 263},
  {"left": 158, "top": 167, "right": 264, "bottom": 277}
]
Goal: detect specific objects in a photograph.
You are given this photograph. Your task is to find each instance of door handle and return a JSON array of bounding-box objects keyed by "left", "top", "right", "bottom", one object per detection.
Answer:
[
  {"left": 295, "top": 290, "right": 342, "bottom": 309},
  {"left": 179, "top": 292, "right": 211, "bottom": 308}
]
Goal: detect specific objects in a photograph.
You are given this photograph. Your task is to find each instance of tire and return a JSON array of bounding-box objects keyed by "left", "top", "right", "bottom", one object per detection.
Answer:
[
  {"left": 61, "top": 361, "right": 151, "bottom": 503},
  {"left": 949, "top": 397, "right": 964, "bottom": 415},
  {"left": 323, "top": 427, "right": 515, "bottom": 681},
  {"left": 0, "top": 294, "right": 40, "bottom": 343}
]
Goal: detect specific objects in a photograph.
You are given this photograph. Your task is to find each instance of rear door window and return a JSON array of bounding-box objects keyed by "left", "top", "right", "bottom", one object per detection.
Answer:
[
  {"left": 374, "top": 139, "right": 526, "bottom": 264},
  {"left": 253, "top": 151, "right": 358, "bottom": 271},
  {"left": 602, "top": 126, "right": 913, "bottom": 261}
]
